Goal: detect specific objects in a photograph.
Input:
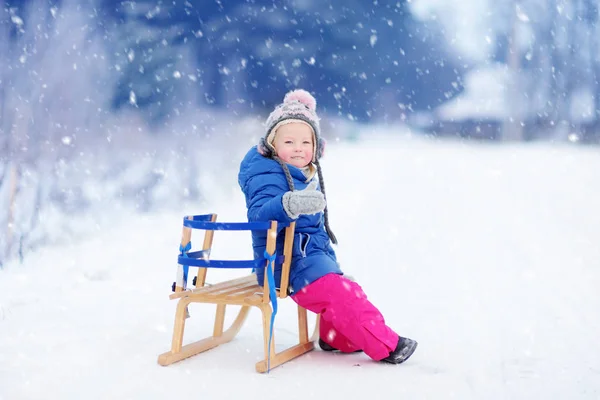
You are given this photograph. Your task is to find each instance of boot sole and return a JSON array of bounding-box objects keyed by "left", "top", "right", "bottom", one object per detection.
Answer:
[{"left": 381, "top": 340, "right": 418, "bottom": 364}]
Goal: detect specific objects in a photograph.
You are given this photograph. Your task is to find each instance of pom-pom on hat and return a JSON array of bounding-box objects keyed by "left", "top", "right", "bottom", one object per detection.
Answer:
[{"left": 258, "top": 89, "right": 337, "bottom": 244}]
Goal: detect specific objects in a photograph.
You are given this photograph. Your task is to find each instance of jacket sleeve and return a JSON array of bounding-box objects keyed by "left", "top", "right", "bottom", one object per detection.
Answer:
[{"left": 245, "top": 177, "right": 295, "bottom": 223}]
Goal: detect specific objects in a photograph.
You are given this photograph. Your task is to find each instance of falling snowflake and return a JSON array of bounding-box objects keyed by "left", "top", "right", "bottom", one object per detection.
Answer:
[
  {"left": 129, "top": 91, "right": 137, "bottom": 106},
  {"left": 370, "top": 34, "right": 378, "bottom": 47},
  {"left": 326, "top": 329, "right": 337, "bottom": 342},
  {"left": 11, "top": 15, "right": 23, "bottom": 27},
  {"left": 516, "top": 4, "right": 530, "bottom": 22}
]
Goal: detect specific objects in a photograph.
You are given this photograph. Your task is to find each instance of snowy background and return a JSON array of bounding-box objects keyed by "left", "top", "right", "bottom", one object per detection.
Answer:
[
  {"left": 2, "top": 134, "right": 600, "bottom": 399},
  {"left": 1, "top": 0, "right": 600, "bottom": 398}
]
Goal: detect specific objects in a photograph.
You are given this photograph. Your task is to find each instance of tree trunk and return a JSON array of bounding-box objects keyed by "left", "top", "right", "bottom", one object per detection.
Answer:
[
  {"left": 5, "top": 163, "right": 18, "bottom": 262},
  {"left": 502, "top": 8, "right": 524, "bottom": 141}
]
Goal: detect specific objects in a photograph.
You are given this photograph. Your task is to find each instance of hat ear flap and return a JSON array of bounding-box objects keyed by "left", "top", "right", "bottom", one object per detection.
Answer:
[
  {"left": 258, "top": 138, "right": 273, "bottom": 157},
  {"left": 317, "top": 137, "right": 326, "bottom": 160}
]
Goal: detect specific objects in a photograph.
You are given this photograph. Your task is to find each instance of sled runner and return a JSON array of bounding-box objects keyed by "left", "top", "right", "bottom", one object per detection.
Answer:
[{"left": 157, "top": 214, "right": 316, "bottom": 373}]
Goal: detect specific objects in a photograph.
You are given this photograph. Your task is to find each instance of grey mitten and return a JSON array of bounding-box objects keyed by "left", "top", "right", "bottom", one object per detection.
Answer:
[{"left": 282, "top": 181, "right": 326, "bottom": 219}]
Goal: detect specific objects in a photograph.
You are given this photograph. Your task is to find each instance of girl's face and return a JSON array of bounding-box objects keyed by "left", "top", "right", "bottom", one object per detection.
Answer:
[{"left": 272, "top": 123, "right": 314, "bottom": 168}]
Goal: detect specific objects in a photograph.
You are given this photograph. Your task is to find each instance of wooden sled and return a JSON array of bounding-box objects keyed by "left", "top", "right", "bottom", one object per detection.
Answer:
[{"left": 157, "top": 214, "right": 317, "bottom": 373}]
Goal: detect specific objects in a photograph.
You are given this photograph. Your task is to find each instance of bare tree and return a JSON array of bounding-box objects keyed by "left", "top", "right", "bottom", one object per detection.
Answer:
[
  {"left": 0, "top": 0, "right": 114, "bottom": 265},
  {"left": 502, "top": 2, "right": 525, "bottom": 141}
]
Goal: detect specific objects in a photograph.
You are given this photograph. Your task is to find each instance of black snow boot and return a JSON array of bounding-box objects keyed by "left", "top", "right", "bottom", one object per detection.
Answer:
[
  {"left": 381, "top": 336, "right": 418, "bottom": 364},
  {"left": 318, "top": 338, "right": 363, "bottom": 353}
]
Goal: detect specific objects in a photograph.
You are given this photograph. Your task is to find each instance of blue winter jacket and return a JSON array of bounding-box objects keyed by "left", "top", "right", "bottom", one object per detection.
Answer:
[{"left": 238, "top": 146, "right": 343, "bottom": 292}]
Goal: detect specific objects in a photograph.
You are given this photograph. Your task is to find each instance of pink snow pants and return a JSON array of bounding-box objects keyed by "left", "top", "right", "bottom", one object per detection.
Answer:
[{"left": 291, "top": 273, "right": 399, "bottom": 361}]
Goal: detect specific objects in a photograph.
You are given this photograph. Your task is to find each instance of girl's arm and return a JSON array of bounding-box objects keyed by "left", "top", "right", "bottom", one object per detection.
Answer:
[{"left": 246, "top": 180, "right": 295, "bottom": 223}]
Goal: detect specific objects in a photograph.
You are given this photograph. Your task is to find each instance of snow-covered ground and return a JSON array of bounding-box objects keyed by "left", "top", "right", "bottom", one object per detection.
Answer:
[{"left": 1, "top": 134, "right": 599, "bottom": 399}]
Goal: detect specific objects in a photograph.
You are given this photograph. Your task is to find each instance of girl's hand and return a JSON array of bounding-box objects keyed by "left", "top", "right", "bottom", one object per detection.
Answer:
[{"left": 282, "top": 181, "right": 326, "bottom": 219}]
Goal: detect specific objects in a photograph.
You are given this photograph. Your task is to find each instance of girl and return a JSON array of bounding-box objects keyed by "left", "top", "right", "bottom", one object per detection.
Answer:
[{"left": 238, "top": 89, "right": 417, "bottom": 364}]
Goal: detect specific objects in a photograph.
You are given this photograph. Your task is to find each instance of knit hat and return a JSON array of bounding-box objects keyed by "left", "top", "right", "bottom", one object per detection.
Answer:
[{"left": 258, "top": 89, "right": 337, "bottom": 245}]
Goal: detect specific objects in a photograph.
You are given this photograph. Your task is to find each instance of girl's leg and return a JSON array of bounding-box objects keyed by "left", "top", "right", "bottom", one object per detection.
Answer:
[
  {"left": 319, "top": 314, "right": 361, "bottom": 353},
  {"left": 291, "top": 273, "right": 399, "bottom": 361}
]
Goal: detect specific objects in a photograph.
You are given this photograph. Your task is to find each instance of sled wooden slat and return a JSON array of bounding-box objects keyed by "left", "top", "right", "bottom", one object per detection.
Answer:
[
  {"left": 169, "top": 275, "right": 255, "bottom": 300},
  {"left": 195, "top": 214, "right": 217, "bottom": 288},
  {"left": 158, "top": 217, "right": 317, "bottom": 373},
  {"left": 195, "top": 275, "right": 255, "bottom": 295},
  {"left": 278, "top": 220, "right": 295, "bottom": 299},
  {"left": 244, "top": 292, "right": 270, "bottom": 306},
  {"left": 211, "top": 279, "right": 260, "bottom": 298},
  {"left": 223, "top": 285, "right": 264, "bottom": 301}
]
